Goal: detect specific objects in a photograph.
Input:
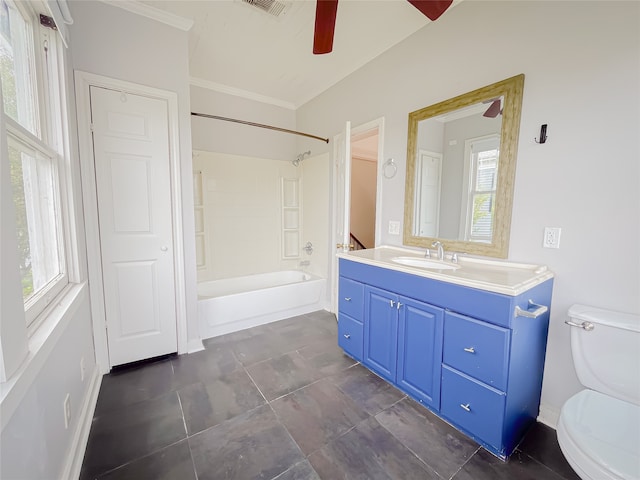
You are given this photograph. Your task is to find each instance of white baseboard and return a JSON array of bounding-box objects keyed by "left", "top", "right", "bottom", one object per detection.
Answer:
[
  {"left": 187, "top": 338, "right": 205, "bottom": 354},
  {"left": 60, "top": 368, "right": 102, "bottom": 480},
  {"left": 537, "top": 403, "right": 560, "bottom": 429}
]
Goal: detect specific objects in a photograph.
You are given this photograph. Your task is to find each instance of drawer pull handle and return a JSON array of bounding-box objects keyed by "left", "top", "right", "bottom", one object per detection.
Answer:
[
  {"left": 344, "top": 297, "right": 352, "bottom": 302},
  {"left": 460, "top": 403, "right": 471, "bottom": 412},
  {"left": 463, "top": 347, "right": 475, "bottom": 353},
  {"left": 389, "top": 300, "right": 395, "bottom": 308},
  {"left": 343, "top": 334, "right": 351, "bottom": 339},
  {"left": 515, "top": 300, "right": 548, "bottom": 318}
]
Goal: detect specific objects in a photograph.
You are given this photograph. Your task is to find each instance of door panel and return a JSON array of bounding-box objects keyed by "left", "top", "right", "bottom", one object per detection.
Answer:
[
  {"left": 397, "top": 298, "right": 444, "bottom": 409},
  {"left": 90, "top": 86, "right": 177, "bottom": 366},
  {"left": 364, "top": 286, "right": 397, "bottom": 382}
]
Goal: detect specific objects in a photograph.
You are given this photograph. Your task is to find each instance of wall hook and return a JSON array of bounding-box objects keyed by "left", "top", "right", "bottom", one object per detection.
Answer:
[{"left": 534, "top": 124, "right": 548, "bottom": 144}]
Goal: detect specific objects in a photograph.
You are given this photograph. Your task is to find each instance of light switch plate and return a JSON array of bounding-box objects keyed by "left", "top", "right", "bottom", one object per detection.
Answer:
[{"left": 388, "top": 221, "right": 400, "bottom": 235}]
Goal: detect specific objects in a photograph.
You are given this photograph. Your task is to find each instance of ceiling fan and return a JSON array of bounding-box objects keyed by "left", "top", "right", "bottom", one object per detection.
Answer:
[{"left": 313, "top": 0, "right": 454, "bottom": 54}]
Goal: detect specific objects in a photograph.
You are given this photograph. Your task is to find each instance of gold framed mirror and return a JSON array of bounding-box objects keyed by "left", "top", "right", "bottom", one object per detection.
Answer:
[{"left": 403, "top": 74, "right": 524, "bottom": 258}]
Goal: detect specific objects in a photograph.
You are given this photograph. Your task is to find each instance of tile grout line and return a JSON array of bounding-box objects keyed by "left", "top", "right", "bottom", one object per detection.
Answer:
[
  {"left": 518, "top": 450, "right": 576, "bottom": 480},
  {"left": 447, "top": 446, "right": 481, "bottom": 479},
  {"left": 372, "top": 403, "right": 460, "bottom": 480},
  {"left": 92, "top": 438, "right": 188, "bottom": 479},
  {"left": 243, "top": 364, "right": 269, "bottom": 405}
]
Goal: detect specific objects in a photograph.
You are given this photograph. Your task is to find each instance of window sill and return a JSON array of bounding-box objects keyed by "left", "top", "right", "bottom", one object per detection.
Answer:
[{"left": 0, "top": 282, "right": 88, "bottom": 431}]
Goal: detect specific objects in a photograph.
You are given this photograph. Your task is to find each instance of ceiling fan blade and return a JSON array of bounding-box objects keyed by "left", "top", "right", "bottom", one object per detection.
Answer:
[
  {"left": 483, "top": 99, "right": 502, "bottom": 118},
  {"left": 313, "top": 0, "right": 339, "bottom": 55},
  {"left": 407, "top": 0, "right": 453, "bottom": 21}
]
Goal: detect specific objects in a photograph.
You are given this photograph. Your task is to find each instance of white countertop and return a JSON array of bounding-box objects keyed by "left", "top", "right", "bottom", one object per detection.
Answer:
[{"left": 337, "top": 246, "right": 554, "bottom": 296}]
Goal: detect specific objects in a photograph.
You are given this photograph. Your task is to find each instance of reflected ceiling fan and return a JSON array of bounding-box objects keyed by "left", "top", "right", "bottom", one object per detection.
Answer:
[
  {"left": 313, "top": 0, "right": 454, "bottom": 54},
  {"left": 483, "top": 98, "right": 502, "bottom": 118}
]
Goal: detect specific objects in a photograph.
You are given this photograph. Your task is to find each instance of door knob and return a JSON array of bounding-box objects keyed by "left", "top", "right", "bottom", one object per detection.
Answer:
[{"left": 161, "top": 246, "right": 168, "bottom": 252}]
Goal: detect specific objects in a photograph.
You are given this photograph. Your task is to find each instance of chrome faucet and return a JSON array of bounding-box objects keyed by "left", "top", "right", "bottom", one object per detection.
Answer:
[{"left": 431, "top": 241, "right": 444, "bottom": 261}]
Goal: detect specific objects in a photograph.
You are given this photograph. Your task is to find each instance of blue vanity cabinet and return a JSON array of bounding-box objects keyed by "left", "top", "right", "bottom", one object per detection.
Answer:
[
  {"left": 338, "top": 257, "right": 554, "bottom": 460},
  {"left": 362, "top": 286, "right": 444, "bottom": 409},
  {"left": 337, "top": 277, "right": 364, "bottom": 361}
]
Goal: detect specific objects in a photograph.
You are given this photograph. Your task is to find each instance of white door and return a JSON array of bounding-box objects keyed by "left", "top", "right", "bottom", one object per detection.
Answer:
[
  {"left": 415, "top": 150, "right": 442, "bottom": 237},
  {"left": 90, "top": 86, "right": 178, "bottom": 367},
  {"left": 331, "top": 121, "right": 351, "bottom": 313}
]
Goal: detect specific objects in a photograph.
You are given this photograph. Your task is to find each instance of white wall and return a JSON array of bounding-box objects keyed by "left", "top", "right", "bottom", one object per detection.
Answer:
[
  {"left": 1, "top": 291, "right": 97, "bottom": 479},
  {"left": 193, "top": 150, "right": 300, "bottom": 281},
  {"left": 190, "top": 85, "right": 297, "bottom": 161},
  {"left": 296, "top": 1, "right": 640, "bottom": 422},
  {"left": 69, "top": 1, "right": 199, "bottom": 347},
  {"left": 301, "top": 153, "right": 332, "bottom": 286}
]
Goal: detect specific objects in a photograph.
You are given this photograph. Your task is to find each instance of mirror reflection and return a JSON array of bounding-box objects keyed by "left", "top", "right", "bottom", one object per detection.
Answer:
[
  {"left": 404, "top": 75, "right": 524, "bottom": 258},
  {"left": 413, "top": 99, "right": 502, "bottom": 242}
]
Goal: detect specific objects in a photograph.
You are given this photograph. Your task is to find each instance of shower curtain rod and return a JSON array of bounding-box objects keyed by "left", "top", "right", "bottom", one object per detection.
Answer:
[{"left": 191, "top": 112, "right": 329, "bottom": 144}]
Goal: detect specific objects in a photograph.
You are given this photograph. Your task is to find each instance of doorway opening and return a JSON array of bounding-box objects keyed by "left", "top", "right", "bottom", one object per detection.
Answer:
[{"left": 350, "top": 127, "right": 379, "bottom": 250}]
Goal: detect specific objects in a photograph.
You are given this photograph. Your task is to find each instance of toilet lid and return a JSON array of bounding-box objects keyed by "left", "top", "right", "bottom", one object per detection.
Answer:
[{"left": 560, "top": 390, "right": 640, "bottom": 480}]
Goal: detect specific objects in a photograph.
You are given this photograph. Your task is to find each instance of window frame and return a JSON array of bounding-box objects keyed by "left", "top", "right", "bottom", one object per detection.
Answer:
[
  {"left": 459, "top": 134, "right": 500, "bottom": 243},
  {"left": 2, "top": 0, "right": 71, "bottom": 328}
]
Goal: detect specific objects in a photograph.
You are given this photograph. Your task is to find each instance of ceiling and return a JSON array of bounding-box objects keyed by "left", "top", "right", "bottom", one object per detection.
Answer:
[{"left": 139, "top": 0, "right": 461, "bottom": 109}]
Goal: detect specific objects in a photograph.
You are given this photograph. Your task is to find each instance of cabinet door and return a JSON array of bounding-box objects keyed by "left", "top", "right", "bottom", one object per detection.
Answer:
[
  {"left": 396, "top": 297, "right": 444, "bottom": 409},
  {"left": 364, "top": 286, "right": 398, "bottom": 382}
]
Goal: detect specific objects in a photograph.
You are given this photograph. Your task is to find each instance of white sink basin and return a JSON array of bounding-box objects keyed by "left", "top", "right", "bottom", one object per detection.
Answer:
[{"left": 391, "top": 256, "right": 460, "bottom": 270}]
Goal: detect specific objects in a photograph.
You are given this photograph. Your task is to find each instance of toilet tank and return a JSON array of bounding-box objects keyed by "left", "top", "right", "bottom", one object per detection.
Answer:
[{"left": 568, "top": 304, "right": 640, "bottom": 406}]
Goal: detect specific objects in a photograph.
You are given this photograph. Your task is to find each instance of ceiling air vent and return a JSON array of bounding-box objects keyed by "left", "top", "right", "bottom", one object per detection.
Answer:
[{"left": 240, "top": 0, "right": 290, "bottom": 17}]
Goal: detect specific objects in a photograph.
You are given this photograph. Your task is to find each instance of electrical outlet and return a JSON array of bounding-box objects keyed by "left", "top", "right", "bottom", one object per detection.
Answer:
[
  {"left": 543, "top": 227, "right": 561, "bottom": 249},
  {"left": 388, "top": 221, "right": 400, "bottom": 235},
  {"left": 63, "top": 394, "right": 71, "bottom": 429},
  {"left": 80, "top": 357, "right": 85, "bottom": 382}
]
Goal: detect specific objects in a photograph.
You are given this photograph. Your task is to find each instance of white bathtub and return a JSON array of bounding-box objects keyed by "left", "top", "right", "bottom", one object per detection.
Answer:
[{"left": 198, "top": 270, "right": 327, "bottom": 339}]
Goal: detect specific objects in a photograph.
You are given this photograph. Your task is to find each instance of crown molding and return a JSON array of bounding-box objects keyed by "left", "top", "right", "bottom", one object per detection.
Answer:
[
  {"left": 190, "top": 77, "right": 296, "bottom": 110},
  {"left": 98, "top": 0, "right": 194, "bottom": 31}
]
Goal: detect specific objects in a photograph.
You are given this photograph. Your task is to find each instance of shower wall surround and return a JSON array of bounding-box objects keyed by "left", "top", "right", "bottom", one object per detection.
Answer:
[{"left": 192, "top": 150, "right": 300, "bottom": 282}]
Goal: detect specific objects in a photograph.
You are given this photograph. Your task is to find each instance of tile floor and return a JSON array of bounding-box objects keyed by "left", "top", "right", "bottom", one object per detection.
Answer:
[{"left": 80, "top": 310, "right": 580, "bottom": 480}]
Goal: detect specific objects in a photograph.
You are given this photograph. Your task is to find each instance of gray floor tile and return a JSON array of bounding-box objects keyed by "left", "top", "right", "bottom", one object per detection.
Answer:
[
  {"left": 231, "top": 329, "right": 292, "bottom": 366},
  {"left": 246, "top": 351, "right": 325, "bottom": 400},
  {"left": 517, "top": 422, "right": 581, "bottom": 480},
  {"left": 189, "top": 405, "right": 305, "bottom": 480},
  {"left": 171, "top": 343, "right": 241, "bottom": 388},
  {"left": 81, "top": 392, "right": 187, "bottom": 480},
  {"left": 267, "top": 316, "right": 336, "bottom": 351},
  {"left": 96, "top": 440, "right": 196, "bottom": 480},
  {"left": 330, "top": 364, "right": 406, "bottom": 415},
  {"left": 272, "top": 460, "right": 320, "bottom": 480},
  {"left": 452, "top": 448, "right": 568, "bottom": 480},
  {"left": 178, "top": 369, "right": 266, "bottom": 435},
  {"left": 308, "top": 416, "right": 440, "bottom": 480},
  {"left": 296, "top": 339, "right": 358, "bottom": 376},
  {"left": 94, "top": 358, "right": 175, "bottom": 415},
  {"left": 271, "top": 379, "right": 370, "bottom": 455},
  {"left": 375, "top": 397, "right": 478, "bottom": 479}
]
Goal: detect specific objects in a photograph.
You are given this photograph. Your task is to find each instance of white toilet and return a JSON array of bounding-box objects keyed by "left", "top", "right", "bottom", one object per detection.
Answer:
[{"left": 557, "top": 304, "right": 640, "bottom": 480}]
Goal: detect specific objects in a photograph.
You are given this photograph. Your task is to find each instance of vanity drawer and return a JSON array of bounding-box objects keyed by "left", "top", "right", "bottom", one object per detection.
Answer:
[
  {"left": 443, "top": 311, "right": 509, "bottom": 391},
  {"left": 339, "top": 277, "right": 364, "bottom": 320},
  {"left": 441, "top": 365, "right": 506, "bottom": 451},
  {"left": 338, "top": 313, "right": 363, "bottom": 361}
]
